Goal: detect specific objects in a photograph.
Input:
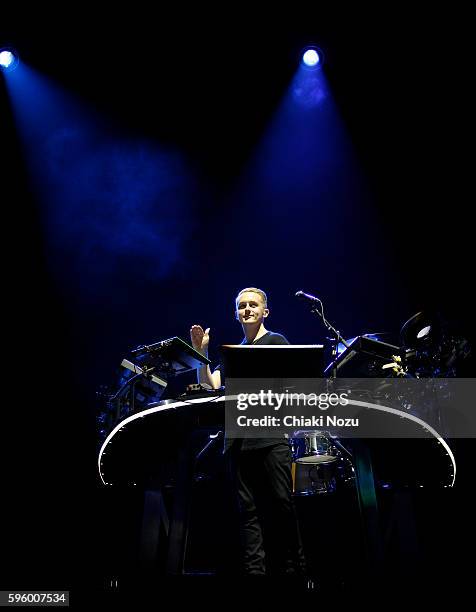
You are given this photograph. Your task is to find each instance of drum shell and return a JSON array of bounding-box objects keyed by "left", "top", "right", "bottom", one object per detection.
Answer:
[
  {"left": 291, "top": 432, "right": 338, "bottom": 464},
  {"left": 292, "top": 456, "right": 354, "bottom": 496}
]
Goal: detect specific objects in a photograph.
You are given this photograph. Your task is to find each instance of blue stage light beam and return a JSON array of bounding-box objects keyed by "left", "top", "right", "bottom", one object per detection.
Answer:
[
  {"left": 219, "top": 38, "right": 402, "bottom": 340},
  {"left": 3, "top": 62, "right": 198, "bottom": 297}
]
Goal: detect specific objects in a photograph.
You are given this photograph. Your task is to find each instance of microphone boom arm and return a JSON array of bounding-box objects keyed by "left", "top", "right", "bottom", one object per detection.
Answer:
[
  {"left": 296, "top": 291, "right": 351, "bottom": 377},
  {"left": 310, "top": 302, "right": 351, "bottom": 350}
]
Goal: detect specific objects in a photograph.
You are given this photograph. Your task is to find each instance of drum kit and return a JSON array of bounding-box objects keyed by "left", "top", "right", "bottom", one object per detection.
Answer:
[{"left": 287, "top": 309, "right": 469, "bottom": 496}]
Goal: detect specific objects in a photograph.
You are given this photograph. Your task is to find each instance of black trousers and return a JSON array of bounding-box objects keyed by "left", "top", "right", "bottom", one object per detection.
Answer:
[{"left": 229, "top": 443, "right": 306, "bottom": 576}]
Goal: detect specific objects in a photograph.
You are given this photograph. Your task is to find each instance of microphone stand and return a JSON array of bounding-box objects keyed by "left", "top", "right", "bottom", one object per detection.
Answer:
[
  {"left": 305, "top": 301, "right": 384, "bottom": 578},
  {"left": 307, "top": 300, "right": 350, "bottom": 379}
]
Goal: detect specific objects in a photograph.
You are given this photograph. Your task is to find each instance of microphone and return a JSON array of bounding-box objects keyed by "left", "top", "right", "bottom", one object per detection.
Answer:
[
  {"left": 295, "top": 291, "right": 348, "bottom": 349},
  {"left": 295, "top": 290, "right": 322, "bottom": 304}
]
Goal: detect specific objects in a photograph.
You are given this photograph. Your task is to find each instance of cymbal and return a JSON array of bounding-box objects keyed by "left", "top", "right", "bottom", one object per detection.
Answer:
[{"left": 400, "top": 311, "right": 442, "bottom": 348}]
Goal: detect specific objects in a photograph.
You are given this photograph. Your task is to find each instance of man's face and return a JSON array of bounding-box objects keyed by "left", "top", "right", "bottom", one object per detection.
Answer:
[{"left": 235, "top": 291, "right": 269, "bottom": 326}]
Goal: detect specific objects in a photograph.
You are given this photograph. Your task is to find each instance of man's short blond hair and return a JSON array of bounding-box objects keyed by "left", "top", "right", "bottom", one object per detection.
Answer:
[{"left": 235, "top": 287, "right": 268, "bottom": 308}]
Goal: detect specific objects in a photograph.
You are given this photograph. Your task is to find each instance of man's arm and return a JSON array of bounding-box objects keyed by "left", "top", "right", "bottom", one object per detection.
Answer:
[{"left": 190, "top": 325, "right": 222, "bottom": 389}]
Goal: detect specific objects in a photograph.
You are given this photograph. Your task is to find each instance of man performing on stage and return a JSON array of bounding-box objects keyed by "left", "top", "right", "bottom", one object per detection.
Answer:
[{"left": 190, "top": 287, "right": 306, "bottom": 576}]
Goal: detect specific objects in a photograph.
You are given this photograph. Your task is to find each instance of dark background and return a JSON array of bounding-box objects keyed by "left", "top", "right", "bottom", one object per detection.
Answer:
[{"left": 1, "top": 9, "right": 474, "bottom": 597}]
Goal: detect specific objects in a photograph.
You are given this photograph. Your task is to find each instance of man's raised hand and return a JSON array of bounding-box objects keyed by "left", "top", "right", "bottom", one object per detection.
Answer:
[{"left": 190, "top": 325, "right": 210, "bottom": 354}]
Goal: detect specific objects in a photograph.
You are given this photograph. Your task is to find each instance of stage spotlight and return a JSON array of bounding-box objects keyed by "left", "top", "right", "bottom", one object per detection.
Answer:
[
  {"left": 0, "top": 48, "right": 20, "bottom": 72},
  {"left": 301, "top": 46, "right": 323, "bottom": 69}
]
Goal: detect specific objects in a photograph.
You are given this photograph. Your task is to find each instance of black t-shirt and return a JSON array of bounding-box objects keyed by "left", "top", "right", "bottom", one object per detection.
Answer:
[
  {"left": 241, "top": 331, "right": 289, "bottom": 346},
  {"left": 221, "top": 330, "right": 290, "bottom": 452},
  {"left": 215, "top": 331, "right": 289, "bottom": 375}
]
